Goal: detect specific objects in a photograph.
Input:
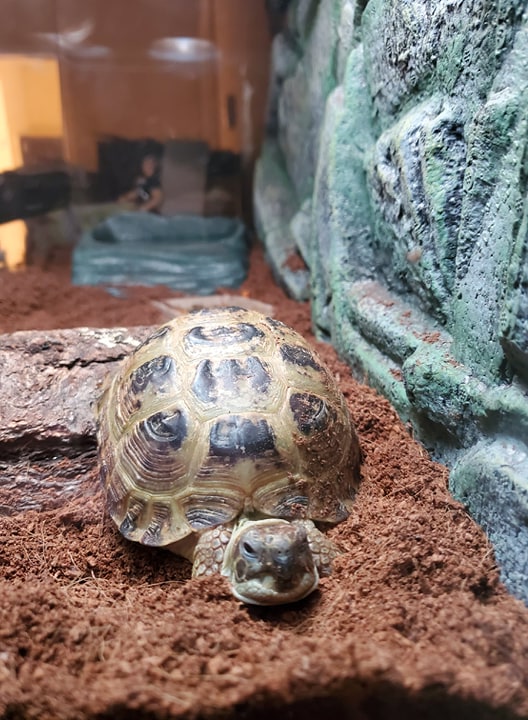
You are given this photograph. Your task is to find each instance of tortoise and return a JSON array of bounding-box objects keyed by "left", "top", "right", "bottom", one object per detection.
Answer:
[{"left": 97, "top": 306, "right": 360, "bottom": 605}]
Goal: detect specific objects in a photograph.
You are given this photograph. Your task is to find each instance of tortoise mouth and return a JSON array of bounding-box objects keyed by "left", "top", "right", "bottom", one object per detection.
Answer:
[
  {"left": 221, "top": 518, "right": 319, "bottom": 606},
  {"left": 229, "top": 570, "right": 319, "bottom": 606}
]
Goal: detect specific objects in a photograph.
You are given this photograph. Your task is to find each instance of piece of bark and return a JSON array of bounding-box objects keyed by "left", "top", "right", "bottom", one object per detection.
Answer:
[
  {"left": 0, "top": 326, "right": 151, "bottom": 514},
  {"left": 152, "top": 294, "right": 274, "bottom": 319}
]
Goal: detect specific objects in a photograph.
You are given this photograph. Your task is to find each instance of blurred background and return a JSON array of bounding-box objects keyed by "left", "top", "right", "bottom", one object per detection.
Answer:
[{"left": 0, "top": 0, "right": 273, "bottom": 269}]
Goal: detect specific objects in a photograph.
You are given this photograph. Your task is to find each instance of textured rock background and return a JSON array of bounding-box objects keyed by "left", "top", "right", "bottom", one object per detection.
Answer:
[{"left": 254, "top": 0, "right": 528, "bottom": 601}]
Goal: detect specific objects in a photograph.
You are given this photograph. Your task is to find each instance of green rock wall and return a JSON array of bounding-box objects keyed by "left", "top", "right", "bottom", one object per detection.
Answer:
[{"left": 254, "top": 0, "right": 528, "bottom": 601}]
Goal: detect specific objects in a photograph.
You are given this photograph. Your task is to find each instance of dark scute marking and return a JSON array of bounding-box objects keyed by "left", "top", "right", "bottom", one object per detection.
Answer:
[
  {"left": 119, "top": 498, "right": 146, "bottom": 536},
  {"left": 131, "top": 355, "right": 174, "bottom": 394},
  {"left": 130, "top": 397, "right": 142, "bottom": 412},
  {"left": 141, "top": 525, "right": 162, "bottom": 546},
  {"left": 185, "top": 505, "right": 234, "bottom": 530},
  {"left": 275, "top": 495, "right": 309, "bottom": 515},
  {"left": 192, "top": 356, "right": 272, "bottom": 404},
  {"left": 192, "top": 359, "right": 216, "bottom": 403},
  {"left": 142, "top": 408, "right": 188, "bottom": 449},
  {"left": 266, "top": 316, "right": 288, "bottom": 331},
  {"left": 209, "top": 416, "right": 277, "bottom": 463},
  {"left": 119, "top": 515, "right": 136, "bottom": 536},
  {"left": 217, "top": 305, "right": 246, "bottom": 313},
  {"left": 141, "top": 504, "right": 171, "bottom": 546},
  {"left": 134, "top": 324, "right": 171, "bottom": 352},
  {"left": 185, "top": 322, "right": 264, "bottom": 347},
  {"left": 290, "top": 393, "right": 330, "bottom": 435},
  {"left": 280, "top": 343, "right": 322, "bottom": 371},
  {"left": 245, "top": 356, "right": 272, "bottom": 393}
]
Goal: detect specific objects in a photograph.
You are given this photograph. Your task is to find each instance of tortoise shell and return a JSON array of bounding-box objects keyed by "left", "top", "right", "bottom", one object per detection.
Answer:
[{"left": 97, "top": 306, "right": 360, "bottom": 547}]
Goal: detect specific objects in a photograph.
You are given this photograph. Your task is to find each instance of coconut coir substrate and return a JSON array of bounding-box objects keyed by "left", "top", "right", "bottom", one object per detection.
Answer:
[{"left": 0, "top": 247, "right": 527, "bottom": 719}]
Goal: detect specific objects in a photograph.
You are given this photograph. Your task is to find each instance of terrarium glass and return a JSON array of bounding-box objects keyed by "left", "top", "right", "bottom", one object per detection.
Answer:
[{"left": 0, "top": 0, "right": 270, "bottom": 293}]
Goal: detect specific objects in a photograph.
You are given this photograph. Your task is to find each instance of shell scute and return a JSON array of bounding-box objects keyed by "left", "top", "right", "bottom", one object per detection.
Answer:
[
  {"left": 280, "top": 342, "right": 323, "bottom": 371},
  {"left": 184, "top": 321, "right": 264, "bottom": 351},
  {"left": 289, "top": 392, "right": 335, "bottom": 435},
  {"left": 183, "top": 494, "right": 240, "bottom": 531},
  {"left": 130, "top": 355, "right": 175, "bottom": 394},
  {"left": 208, "top": 415, "right": 278, "bottom": 463},
  {"left": 191, "top": 356, "right": 272, "bottom": 411},
  {"left": 133, "top": 323, "right": 173, "bottom": 353},
  {"left": 142, "top": 407, "right": 188, "bottom": 448}
]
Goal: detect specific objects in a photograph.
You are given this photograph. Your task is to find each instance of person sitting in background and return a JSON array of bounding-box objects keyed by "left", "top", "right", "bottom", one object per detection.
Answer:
[{"left": 119, "top": 154, "right": 163, "bottom": 213}]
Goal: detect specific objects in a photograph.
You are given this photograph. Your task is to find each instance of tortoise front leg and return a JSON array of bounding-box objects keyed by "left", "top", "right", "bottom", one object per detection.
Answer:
[
  {"left": 192, "top": 525, "right": 233, "bottom": 577},
  {"left": 292, "top": 519, "right": 341, "bottom": 576}
]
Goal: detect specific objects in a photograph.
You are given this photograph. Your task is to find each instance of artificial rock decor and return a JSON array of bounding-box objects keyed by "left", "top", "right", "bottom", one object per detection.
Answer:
[{"left": 254, "top": 0, "right": 528, "bottom": 601}]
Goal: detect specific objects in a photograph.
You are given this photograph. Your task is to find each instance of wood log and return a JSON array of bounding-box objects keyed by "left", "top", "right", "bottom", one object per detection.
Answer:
[
  {"left": 152, "top": 294, "right": 274, "bottom": 319},
  {"left": 0, "top": 326, "right": 151, "bottom": 515}
]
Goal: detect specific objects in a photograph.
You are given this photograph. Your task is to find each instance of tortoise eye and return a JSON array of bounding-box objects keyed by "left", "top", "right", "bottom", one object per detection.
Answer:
[{"left": 242, "top": 540, "right": 257, "bottom": 557}]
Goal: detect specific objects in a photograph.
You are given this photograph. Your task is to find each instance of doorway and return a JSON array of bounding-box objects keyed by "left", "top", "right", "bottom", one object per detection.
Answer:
[{"left": 0, "top": 55, "right": 64, "bottom": 267}]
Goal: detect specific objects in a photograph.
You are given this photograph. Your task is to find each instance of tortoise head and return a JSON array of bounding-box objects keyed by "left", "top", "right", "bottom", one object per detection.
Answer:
[{"left": 221, "top": 519, "right": 319, "bottom": 605}]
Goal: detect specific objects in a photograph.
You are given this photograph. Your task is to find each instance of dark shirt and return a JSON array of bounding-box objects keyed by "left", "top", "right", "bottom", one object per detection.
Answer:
[{"left": 134, "top": 171, "right": 161, "bottom": 207}]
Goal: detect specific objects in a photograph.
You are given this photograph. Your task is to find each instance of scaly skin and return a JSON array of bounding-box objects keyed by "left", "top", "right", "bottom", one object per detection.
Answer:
[{"left": 192, "top": 517, "right": 340, "bottom": 605}]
